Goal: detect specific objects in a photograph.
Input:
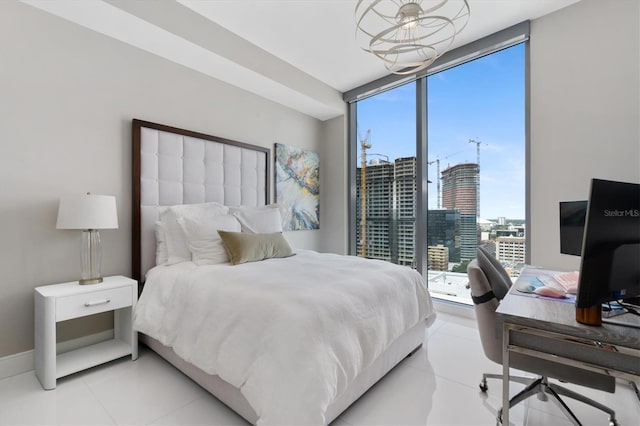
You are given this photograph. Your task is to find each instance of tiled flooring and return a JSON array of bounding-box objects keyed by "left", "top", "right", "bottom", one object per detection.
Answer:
[{"left": 0, "top": 309, "right": 637, "bottom": 425}]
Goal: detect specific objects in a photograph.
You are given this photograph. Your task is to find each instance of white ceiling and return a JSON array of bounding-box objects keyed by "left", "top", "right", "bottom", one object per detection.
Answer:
[
  {"left": 22, "top": 0, "right": 581, "bottom": 120},
  {"left": 177, "top": 0, "right": 580, "bottom": 92}
]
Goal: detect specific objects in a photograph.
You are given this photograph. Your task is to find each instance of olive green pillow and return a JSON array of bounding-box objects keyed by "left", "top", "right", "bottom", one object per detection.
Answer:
[{"left": 217, "top": 230, "right": 294, "bottom": 265}]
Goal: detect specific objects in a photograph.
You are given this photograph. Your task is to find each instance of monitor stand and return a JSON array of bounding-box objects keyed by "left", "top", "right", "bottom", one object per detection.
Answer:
[
  {"left": 602, "top": 309, "right": 640, "bottom": 329},
  {"left": 602, "top": 307, "right": 628, "bottom": 319},
  {"left": 576, "top": 305, "right": 601, "bottom": 325}
]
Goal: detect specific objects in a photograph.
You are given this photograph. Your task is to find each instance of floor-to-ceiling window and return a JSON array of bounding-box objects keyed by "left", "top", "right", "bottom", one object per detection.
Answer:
[
  {"left": 350, "top": 39, "right": 526, "bottom": 305},
  {"left": 426, "top": 43, "right": 525, "bottom": 304}
]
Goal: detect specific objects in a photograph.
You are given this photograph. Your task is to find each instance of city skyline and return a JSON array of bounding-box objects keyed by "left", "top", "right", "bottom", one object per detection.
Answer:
[{"left": 356, "top": 43, "right": 525, "bottom": 220}]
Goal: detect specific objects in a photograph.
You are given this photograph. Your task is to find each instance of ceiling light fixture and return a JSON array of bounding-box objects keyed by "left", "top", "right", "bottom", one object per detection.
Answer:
[{"left": 355, "top": 0, "right": 471, "bottom": 75}]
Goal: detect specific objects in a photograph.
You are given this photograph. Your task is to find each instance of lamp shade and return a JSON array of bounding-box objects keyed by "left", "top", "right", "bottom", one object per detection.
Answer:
[{"left": 56, "top": 194, "right": 118, "bottom": 230}]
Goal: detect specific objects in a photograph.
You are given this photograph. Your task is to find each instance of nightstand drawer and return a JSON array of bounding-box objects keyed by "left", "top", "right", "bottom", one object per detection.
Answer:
[{"left": 56, "top": 286, "right": 132, "bottom": 321}]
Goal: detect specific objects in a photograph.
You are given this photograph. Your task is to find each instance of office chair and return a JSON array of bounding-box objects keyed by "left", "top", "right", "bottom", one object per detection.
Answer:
[{"left": 468, "top": 247, "right": 618, "bottom": 426}]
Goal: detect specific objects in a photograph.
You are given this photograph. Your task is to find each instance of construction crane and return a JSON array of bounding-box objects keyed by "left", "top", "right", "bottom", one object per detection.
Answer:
[
  {"left": 427, "top": 157, "right": 443, "bottom": 209},
  {"left": 359, "top": 129, "right": 371, "bottom": 257},
  {"left": 468, "top": 139, "right": 484, "bottom": 218},
  {"left": 369, "top": 153, "right": 389, "bottom": 163}
]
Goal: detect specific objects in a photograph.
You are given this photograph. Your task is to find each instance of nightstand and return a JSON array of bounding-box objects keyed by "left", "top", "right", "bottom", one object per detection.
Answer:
[{"left": 34, "top": 276, "right": 138, "bottom": 390}]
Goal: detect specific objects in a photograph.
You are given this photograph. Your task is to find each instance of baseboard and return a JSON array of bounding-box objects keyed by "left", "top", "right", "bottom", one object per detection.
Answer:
[
  {"left": 0, "top": 349, "right": 34, "bottom": 381},
  {"left": 433, "top": 299, "right": 475, "bottom": 319},
  {"left": 0, "top": 329, "right": 115, "bottom": 380}
]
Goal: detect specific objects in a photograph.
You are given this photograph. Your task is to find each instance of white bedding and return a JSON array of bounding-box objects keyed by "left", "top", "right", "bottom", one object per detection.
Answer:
[{"left": 134, "top": 250, "right": 436, "bottom": 425}]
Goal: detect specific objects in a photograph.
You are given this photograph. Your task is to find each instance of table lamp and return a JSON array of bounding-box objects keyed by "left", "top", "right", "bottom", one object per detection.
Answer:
[{"left": 56, "top": 193, "right": 118, "bottom": 285}]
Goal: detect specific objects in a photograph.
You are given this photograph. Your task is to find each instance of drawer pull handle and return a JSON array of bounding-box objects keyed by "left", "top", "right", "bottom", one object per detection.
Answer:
[{"left": 84, "top": 298, "right": 111, "bottom": 307}]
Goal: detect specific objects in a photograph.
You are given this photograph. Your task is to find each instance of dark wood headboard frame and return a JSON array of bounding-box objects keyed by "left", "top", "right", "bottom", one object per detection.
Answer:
[{"left": 132, "top": 119, "right": 271, "bottom": 288}]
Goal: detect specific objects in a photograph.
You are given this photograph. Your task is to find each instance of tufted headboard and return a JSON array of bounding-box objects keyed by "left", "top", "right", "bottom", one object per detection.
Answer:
[{"left": 132, "top": 119, "right": 270, "bottom": 285}]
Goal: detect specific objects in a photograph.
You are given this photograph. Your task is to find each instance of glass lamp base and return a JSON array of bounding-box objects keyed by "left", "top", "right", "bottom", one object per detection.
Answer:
[
  {"left": 79, "top": 277, "right": 103, "bottom": 285},
  {"left": 80, "top": 229, "right": 103, "bottom": 285}
]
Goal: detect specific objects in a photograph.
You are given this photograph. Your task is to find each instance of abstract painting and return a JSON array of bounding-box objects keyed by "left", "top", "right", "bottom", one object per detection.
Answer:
[{"left": 275, "top": 143, "right": 320, "bottom": 231}]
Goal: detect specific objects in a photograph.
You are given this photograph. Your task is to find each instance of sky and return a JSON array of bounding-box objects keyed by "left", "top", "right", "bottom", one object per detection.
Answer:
[{"left": 356, "top": 43, "right": 526, "bottom": 220}]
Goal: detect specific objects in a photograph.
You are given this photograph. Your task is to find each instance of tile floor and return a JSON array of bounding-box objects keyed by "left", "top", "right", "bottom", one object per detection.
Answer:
[{"left": 0, "top": 309, "right": 637, "bottom": 425}]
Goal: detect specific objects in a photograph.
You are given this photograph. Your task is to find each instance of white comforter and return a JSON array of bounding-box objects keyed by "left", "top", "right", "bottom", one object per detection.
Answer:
[{"left": 134, "top": 250, "right": 435, "bottom": 425}]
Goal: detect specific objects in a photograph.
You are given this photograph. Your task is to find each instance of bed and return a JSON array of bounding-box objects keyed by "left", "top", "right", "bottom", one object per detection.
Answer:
[{"left": 131, "top": 119, "right": 436, "bottom": 425}]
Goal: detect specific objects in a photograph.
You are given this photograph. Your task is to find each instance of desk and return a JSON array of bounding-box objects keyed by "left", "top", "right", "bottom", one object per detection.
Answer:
[{"left": 496, "top": 267, "right": 640, "bottom": 425}]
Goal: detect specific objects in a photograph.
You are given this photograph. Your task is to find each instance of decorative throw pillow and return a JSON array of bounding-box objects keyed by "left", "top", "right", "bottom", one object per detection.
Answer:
[
  {"left": 228, "top": 204, "right": 284, "bottom": 234},
  {"left": 178, "top": 215, "right": 241, "bottom": 265},
  {"left": 476, "top": 246, "right": 512, "bottom": 300},
  {"left": 217, "top": 231, "right": 293, "bottom": 265},
  {"left": 158, "top": 202, "right": 229, "bottom": 264},
  {"left": 155, "top": 221, "right": 168, "bottom": 266}
]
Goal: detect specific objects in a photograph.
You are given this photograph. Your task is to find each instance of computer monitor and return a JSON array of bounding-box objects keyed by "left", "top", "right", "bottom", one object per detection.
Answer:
[
  {"left": 559, "top": 200, "right": 588, "bottom": 256},
  {"left": 575, "top": 178, "right": 640, "bottom": 325}
]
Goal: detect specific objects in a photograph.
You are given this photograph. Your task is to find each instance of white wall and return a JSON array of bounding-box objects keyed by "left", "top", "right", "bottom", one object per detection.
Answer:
[
  {"left": 529, "top": 0, "right": 640, "bottom": 270},
  {"left": 0, "top": 1, "right": 343, "bottom": 358},
  {"left": 319, "top": 114, "right": 349, "bottom": 254}
]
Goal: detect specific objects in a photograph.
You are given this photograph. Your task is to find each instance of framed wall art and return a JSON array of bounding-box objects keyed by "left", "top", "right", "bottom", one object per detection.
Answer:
[{"left": 275, "top": 143, "right": 319, "bottom": 231}]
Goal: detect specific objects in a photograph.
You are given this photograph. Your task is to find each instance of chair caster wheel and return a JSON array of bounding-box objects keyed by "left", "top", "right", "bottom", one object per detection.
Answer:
[
  {"left": 480, "top": 379, "right": 488, "bottom": 393},
  {"left": 609, "top": 418, "right": 618, "bottom": 426}
]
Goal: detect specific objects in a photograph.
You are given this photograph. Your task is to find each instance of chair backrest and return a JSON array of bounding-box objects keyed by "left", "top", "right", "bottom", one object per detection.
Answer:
[
  {"left": 476, "top": 246, "right": 511, "bottom": 300},
  {"left": 468, "top": 259, "right": 503, "bottom": 364}
]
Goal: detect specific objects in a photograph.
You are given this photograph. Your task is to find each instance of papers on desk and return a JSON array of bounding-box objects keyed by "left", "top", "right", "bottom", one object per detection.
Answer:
[
  {"left": 551, "top": 271, "right": 579, "bottom": 294},
  {"left": 513, "top": 268, "right": 578, "bottom": 304}
]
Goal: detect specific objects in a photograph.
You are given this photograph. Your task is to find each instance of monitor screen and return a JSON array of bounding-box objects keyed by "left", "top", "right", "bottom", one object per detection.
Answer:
[
  {"left": 576, "top": 179, "right": 640, "bottom": 311},
  {"left": 559, "top": 200, "right": 588, "bottom": 256}
]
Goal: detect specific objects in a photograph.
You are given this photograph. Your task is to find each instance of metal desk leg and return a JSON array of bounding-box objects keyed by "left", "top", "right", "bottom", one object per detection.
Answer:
[
  {"left": 502, "top": 324, "right": 510, "bottom": 425},
  {"left": 631, "top": 381, "right": 640, "bottom": 402}
]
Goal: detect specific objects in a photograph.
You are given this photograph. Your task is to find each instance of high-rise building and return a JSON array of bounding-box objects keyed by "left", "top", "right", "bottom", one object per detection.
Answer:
[
  {"left": 393, "top": 157, "right": 416, "bottom": 267},
  {"left": 496, "top": 229, "right": 519, "bottom": 238},
  {"left": 356, "top": 160, "right": 394, "bottom": 261},
  {"left": 428, "top": 245, "right": 449, "bottom": 271},
  {"left": 355, "top": 157, "right": 416, "bottom": 266},
  {"left": 441, "top": 163, "right": 478, "bottom": 215},
  {"left": 496, "top": 236, "right": 526, "bottom": 264},
  {"left": 441, "top": 163, "right": 479, "bottom": 260},
  {"left": 427, "top": 209, "right": 461, "bottom": 262}
]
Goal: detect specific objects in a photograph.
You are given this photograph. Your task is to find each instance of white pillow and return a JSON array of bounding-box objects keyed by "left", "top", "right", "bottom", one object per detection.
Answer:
[
  {"left": 229, "top": 204, "right": 284, "bottom": 234},
  {"left": 178, "top": 215, "right": 241, "bottom": 265},
  {"left": 155, "top": 221, "right": 168, "bottom": 266},
  {"left": 158, "top": 202, "right": 229, "bottom": 264}
]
